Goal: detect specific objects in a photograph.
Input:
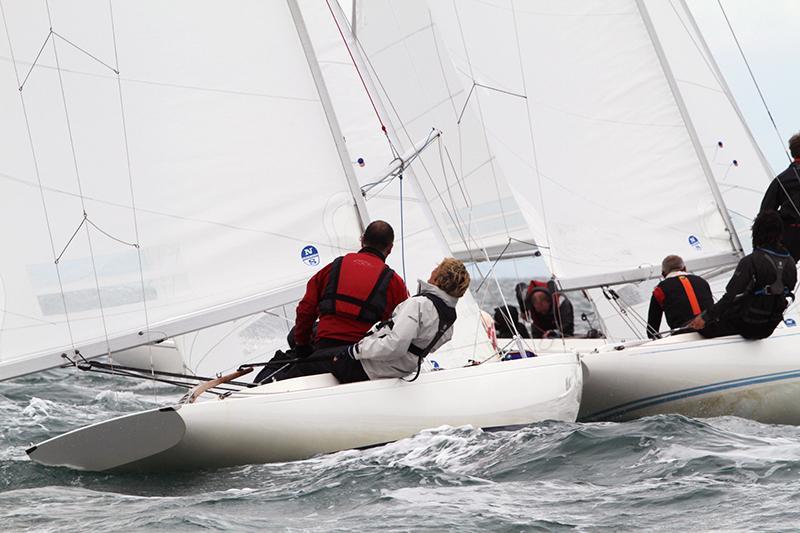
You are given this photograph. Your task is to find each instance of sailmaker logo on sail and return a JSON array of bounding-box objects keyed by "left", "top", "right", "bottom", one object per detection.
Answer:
[{"left": 301, "top": 245, "right": 320, "bottom": 267}]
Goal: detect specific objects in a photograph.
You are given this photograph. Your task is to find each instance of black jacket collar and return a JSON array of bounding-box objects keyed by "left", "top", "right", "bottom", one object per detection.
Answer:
[{"left": 359, "top": 247, "right": 386, "bottom": 262}]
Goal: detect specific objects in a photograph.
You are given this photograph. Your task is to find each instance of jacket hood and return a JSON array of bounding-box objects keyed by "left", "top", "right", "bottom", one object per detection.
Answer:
[{"left": 417, "top": 280, "right": 459, "bottom": 308}]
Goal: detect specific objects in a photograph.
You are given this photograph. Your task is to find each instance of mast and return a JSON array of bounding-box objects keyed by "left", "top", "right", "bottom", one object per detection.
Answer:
[
  {"left": 636, "top": 0, "right": 744, "bottom": 256},
  {"left": 351, "top": 0, "right": 358, "bottom": 40},
  {"left": 678, "top": 0, "right": 775, "bottom": 178},
  {"left": 286, "top": 0, "right": 370, "bottom": 231},
  {"left": 329, "top": 0, "right": 458, "bottom": 262}
]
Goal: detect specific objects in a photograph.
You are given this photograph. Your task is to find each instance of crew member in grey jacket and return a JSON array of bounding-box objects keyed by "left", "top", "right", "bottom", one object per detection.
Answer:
[{"left": 332, "top": 257, "right": 471, "bottom": 382}]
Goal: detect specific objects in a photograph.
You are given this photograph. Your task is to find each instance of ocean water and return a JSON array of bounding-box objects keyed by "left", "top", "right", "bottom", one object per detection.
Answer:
[{"left": 3, "top": 369, "right": 800, "bottom": 531}]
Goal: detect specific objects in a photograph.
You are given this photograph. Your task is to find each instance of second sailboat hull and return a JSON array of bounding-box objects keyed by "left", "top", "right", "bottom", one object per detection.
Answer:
[{"left": 579, "top": 328, "right": 800, "bottom": 424}]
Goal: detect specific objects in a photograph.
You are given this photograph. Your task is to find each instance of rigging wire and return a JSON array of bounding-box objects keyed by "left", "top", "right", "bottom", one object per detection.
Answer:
[
  {"left": 451, "top": 1, "right": 515, "bottom": 242},
  {"left": 109, "top": 0, "right": 158, "bottom": 398},
  {"left": 323, "top": 0, "right": 397, "bottom": 158},
  {"left": 710, "top": 0, "right": 800, "bottom": 223},
  {"left": 507, "top": 0, "right": 567, "bottom": 349},
  {"left": 601, "top": 287, "right": 644, "bottom": 339},
  {"left": 348, "top": 24, "right": 481, "bottom": 265},
  {"left": 716, "top": 0, "right": 792, "bottom": 162},
  {"left": 45, "top": 0, "right": 118, "bottom": 363},
  {"left": 344, "top": 3, "right": 520, "bottom": 357},
  {"left": 398, "top": 161, "right": 407, "bottom": 282}
]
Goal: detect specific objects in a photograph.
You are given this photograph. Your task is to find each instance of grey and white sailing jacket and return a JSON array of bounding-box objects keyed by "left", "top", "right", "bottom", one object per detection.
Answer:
[{"left": 352, "top": 280, "right": 458, "bottom": 380}]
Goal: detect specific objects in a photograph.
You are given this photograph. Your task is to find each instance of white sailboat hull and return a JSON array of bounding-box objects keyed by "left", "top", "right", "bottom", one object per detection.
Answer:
[
  {"left": 28, "top": 353, "right": 581, "bottom": 472},
  {"left": 579, "top": 328, "right": 800, "bottom": 424}
]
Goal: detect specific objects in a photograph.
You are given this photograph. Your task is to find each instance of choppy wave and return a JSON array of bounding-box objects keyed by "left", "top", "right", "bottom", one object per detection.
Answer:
[{"left": 2, "top": 371, "right": 800, "bottom": 531}]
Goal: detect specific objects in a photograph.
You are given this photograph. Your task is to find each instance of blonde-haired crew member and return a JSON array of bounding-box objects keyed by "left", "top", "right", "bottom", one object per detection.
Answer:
[{"left": 333, "top": 258, "right": 471, "bottom": 383}]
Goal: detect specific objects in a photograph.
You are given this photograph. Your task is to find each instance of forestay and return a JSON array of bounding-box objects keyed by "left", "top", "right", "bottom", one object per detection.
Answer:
[{"left": 0, "top": 0, "right": 363, "bottom": 379}]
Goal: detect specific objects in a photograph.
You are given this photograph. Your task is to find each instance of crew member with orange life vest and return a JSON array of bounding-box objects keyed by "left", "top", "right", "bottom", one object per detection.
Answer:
[
  {"left": 646, "top": 254, "right": 713, "bottom": 339},
  {"left": 292, "top": 220, "right": 408, "bottom": 359}
]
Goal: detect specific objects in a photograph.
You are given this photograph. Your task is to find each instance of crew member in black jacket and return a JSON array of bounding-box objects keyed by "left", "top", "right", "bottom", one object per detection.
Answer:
[
  {"left": 646, "top": 255, "right": 713, "bottom": 339},
  {"left": 760, "top": 132, "right": 800, "bottom": 261},
  {"left": 689, "top": 211, "right": 797, "bottom": 339}
]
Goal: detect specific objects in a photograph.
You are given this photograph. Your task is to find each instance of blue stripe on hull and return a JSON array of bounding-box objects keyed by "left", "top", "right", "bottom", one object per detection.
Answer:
[{"left": 581, "top": 368, "right": 800, "bottom": 422}]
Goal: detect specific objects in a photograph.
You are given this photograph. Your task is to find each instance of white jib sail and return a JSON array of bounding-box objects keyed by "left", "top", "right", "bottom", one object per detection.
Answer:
[{"left": 354, "top": 0, "right": 540, "bottom": 264}]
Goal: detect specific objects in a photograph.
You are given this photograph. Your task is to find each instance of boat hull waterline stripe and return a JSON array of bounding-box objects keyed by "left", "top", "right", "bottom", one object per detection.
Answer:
[{"left": 582, "top": 368, "right": 800, "bottom": 422}]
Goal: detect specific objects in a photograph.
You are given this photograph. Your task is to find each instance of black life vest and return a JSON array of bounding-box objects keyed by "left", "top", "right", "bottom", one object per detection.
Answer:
[
  {"left": 318, "top": 251, "right": 395, "bottom": 324},
  {"left": 406, "top": 292, "right": 457, "bottom": 382},
  {"left": 740, "top": 249, "right": 794, "bottom": 327}
]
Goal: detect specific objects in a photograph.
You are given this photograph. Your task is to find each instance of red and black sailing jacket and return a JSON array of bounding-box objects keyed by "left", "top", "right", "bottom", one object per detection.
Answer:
[
  {"left": 647, "top": 273, "right": 714, "bottom": 338},
  {"left": 294, "top": 248, "right": 408, "bottom": 346}
]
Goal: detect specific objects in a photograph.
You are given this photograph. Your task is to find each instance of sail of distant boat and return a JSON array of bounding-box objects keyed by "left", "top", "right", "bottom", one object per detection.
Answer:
[{"left": 354, "top": 0, "right": 778, "bottom": 339}]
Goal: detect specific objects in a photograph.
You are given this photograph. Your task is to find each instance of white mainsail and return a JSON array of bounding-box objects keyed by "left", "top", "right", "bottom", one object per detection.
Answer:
[
  {"left": 0, "top": 0, "right": 366, "bottom": 379},
  {"left": 176, "top": 0, "right": 496, "bottom": 377},
  {"left": 423, "top": 0, "right": 744, "bottom": 288}
]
